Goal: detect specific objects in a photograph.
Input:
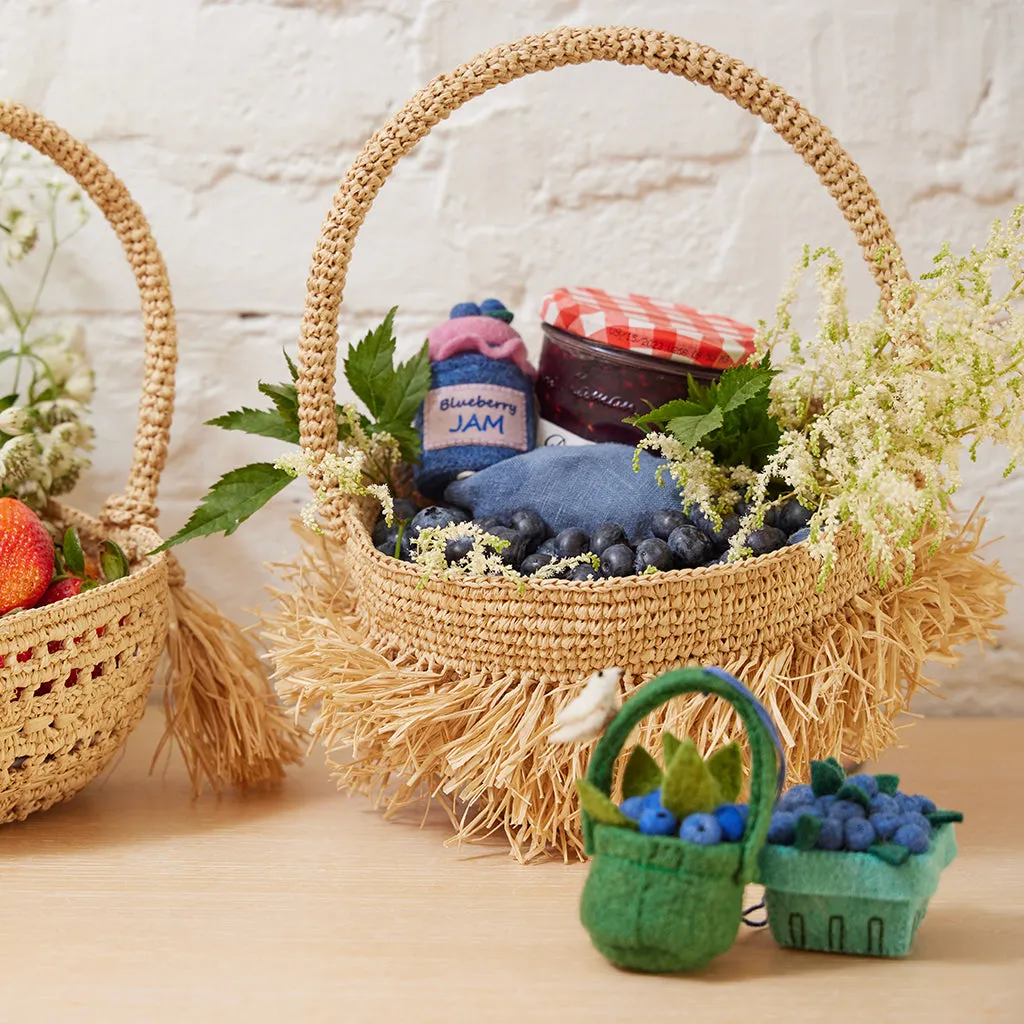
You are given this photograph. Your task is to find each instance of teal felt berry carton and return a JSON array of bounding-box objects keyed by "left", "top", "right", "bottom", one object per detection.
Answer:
[{"left": 577, "top": 666, "right": 786, "bottom": 973}]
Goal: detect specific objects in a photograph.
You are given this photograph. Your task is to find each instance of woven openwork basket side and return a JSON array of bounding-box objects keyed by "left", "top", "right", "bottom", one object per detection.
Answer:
[
  {"left": 0, "top": 102, "right": 175, "bottom": 823},
  {"left": 265, "top": 27, "right": 1010, "bottom": 861}
]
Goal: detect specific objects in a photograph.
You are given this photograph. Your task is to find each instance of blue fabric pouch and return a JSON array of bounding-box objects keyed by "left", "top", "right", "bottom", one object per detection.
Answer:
[{"left": 443, "top": 443, "right": 684, "bottom": 541}]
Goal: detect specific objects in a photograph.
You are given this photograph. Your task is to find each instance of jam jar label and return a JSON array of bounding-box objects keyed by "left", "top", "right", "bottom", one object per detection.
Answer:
[
  {"left": 536, "top": 417, "right": 595, "bottom": 447},
  {"left": 423, "top": 383, "right": 528, "bottom": 451}
]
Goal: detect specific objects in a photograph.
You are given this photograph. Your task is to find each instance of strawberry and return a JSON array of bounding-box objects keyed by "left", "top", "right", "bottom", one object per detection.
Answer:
[
  {"left": 36, "top": 577, "right": 84, "bottom": 607},
  {"left": 0, "top": 497, "right": 55, "bottom": 615}
]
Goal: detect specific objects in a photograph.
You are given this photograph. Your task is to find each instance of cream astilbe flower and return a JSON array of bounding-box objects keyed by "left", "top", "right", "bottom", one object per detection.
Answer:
[{"left": 412, "top": 522, "right": 520, "bottom": 581}]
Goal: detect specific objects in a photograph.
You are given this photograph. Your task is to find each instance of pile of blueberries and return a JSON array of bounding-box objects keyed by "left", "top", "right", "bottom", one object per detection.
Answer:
[
  {"left": 619, "top": 789, "right": 749, "bottom": 845},
  {"left": 371, "top": 496, "right": 814, "bottom": 579}
]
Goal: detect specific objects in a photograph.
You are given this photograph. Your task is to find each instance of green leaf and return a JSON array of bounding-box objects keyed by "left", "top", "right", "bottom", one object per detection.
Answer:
[
  {"left": 152, "top": 463, "right": 294, "bottom": 552},
  {"left": 374, "top": 339, "right": 432, "bottom": 462},
  {"left": 795, "top": 813, "right": 822, "bottom": 851},
  {"left": 715, "top": 361, "right": 773, "bottom": 413},
  {"left": 706, "top": 742, "right": 742, "bottom": 804},
  {"left": 257, "top": 382, "right": 299, "bottom": 426},
  {"left": 207, "top": 407, "right": 300, "bottom": 444},
  {"left": 575, "top": 778, "right": 639, "bottom": 830},
  {"left": 868, "top": 843, "right": 910, "bottom": 866},
  {"left": 0, "top": 392, "right": 17, "bottom": 413},
  {"left": 621, "top": 744, "right": 663, "bottom": 799},
  {"left": 626, "top": 399, "right": 705, "bottom": 431},
  {"left": 662, "top": 739, "right": 716, "bottom": 819},
  {"left": 99, "top": 540, "right": 131, "bottom": 581},
  {"left": 283, "top": 348, "right": 299, "bottom": 382},
  {"left": 666, "top": 405, "right": 724, "bottom": 451},
  {"left": 810, "top": 758, "right": 846, "bottom": 798},
  {"left": 875, "top": 773, "right": 901, "bottom": 796},
  {"left": 926, "top": 810, "right": 964, "bottom": 826},
  {"left": 62, "top": 526, "right": 85, "bottom": 577},
  {"left": 836, "top": 782, "right": 872, "bottom": 810},
  {"left": 343, "top": 307, "right": 400, "bottom": 420},
  {"left": 661, "top": 730, "right": 682, "bottom": 766}
]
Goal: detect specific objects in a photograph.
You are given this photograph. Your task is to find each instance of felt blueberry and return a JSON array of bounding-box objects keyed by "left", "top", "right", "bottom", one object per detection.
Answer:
[
  {"left": 600, "top": 544, "right": 635, "bottom": 577},
  {"left": 520, "top": 551, "right": 556, "bottom": 576},
  {"left": 775, "top": 498, "right": 814, "bottom": 536},
  {"left": 445, "top": 535, "right": 476, "bottom": 564},
  {"left": 553, "top": 528, "right": 590, "bottom": 558},
  {"left": 899, "top": 811, "right": 932, "bottom": 834},
  {"left": 894, "top": 822, "right": 931, "bottom": 854},
  {"left": 787, "top": 527, "right": 811, "bottom": 546},
  {"left": 634, "top": 537, "right": 674, "bottom": 573},
  {"left": 667, "top": 525, "right": 714, "bottom": 569},
  {"left": 870, "top": 793, "right": 899, "bottom": 816},
  {"left": 778, "top": 784, "right": 816, "bottom": 811},
  {"left": 735, "top": 803, "right": 749, "bottom": 825},
  {"left": 713, "top": 804, "right": 746, "bottom": 842},
  {"left": 638, "top": 806, "right": 679, "bottom": 836},
  {"left": 767, "top": 811, "right": 797, "bottom": 845},
  {"left": 651, "top": 508, "right": 689, "bottom": 540},
  {"left": 845, "top": 773, "right": 879, "bottom": 799},
  {"left": 870, "top": 813, "right": 901, "bottom": 841},
  {"left": 642, "top": 788, "right": 663, "bottom": 810},
  {"left": 589, "top": 522, "right": 627, "bottom": 557},
  {"left": 450, "top": 301, "right": 481, "bottom": 318},
  {"left": 479, "top": 298, "right": 514, "bottom": 324},
  {"left": 828, "top": 799, "right": 867, "bottom": 822},
  {"left": 895, "top": 792, "right": 920, "bottom": 813},
  {"left": 794, "top": 805, "right": 822, "bottom": 820},
  {"left": 816, "top": 794, "right": 837, "bottom": 812},
  {"left": 679, "top": 812, "right": 723, "bottom": 846},
  {"left": 392, "top": 498, "right": 421, "bottom": 522},
  {"left": 844, "top": 817, "right": 877, "bottom": 852},
  {"left": 816, "top": 816, "right": 845, "bottom": 850},
  {"left": 912, "top": 794, "right": 937, "bottom": 815},
  {"left": 568, "top": 563, "right": 599, "bottom": 581},
  {"left": 746, "top": 526, "right": 788, "bottom": 557},
  {"left": 619, "top": 795, "right": 645, "bottom": 821},
  {"left": 486, "top": 526, "right": 528, "bottom": 569},
  {"left": 537, "top": 537, "right": 559, "bottom": 556},
  {"left": 508, "top": 508, "right": 549, "bottom": 550}
]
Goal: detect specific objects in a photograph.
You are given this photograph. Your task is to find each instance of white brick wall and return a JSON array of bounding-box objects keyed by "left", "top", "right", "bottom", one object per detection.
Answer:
[{"left": 1, "top": 0, "right": 1021, "bottom": 712}]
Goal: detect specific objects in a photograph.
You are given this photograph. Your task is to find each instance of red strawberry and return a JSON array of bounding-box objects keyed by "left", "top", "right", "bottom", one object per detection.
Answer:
[
  {"left": 36, "top": 577, "right": 84, "bottom": 607},
  {"left": 0, "top": 498, "right": 55, "bottom": 615}
]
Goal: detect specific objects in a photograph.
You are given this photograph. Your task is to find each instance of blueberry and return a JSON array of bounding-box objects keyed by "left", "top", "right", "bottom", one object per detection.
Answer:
[
  {"left": 589, "top": 522, "right": 627, "bottom": 557},
  {"left": 474, "top": 515, "right": 508, "bottom": 532},
  {"left": 735, "top": 803, "right": 749, "bottom": 825},
  {"left": 508, "top": 508, "right": 549, "bottom": 551},
  {"left": 374, "top": 526, "right": 401, "bottom": 558},
  {"left": 634, "top": 537, "right": 673, "bottom": 573},
  {"left": 619, "top": 795, "right": 645, "bottom": 821},
  {"left": 709, "top": 552, "right": 732, "bottom": 566},
  {"left": 667, "top": 526, "right": 714, "bottom": 569},
  {"left": 690, "top": 507, "right": 741, "bottom": 551},
  {"left": 444, "top": 535, "right": 475, "bottom": 564},
  {"left": 894, "top": 822, "right": 931, "bottom": 854},
  {"left": 775, "top": 498, "right": 814, "bottom": 536},
  {"left": 392, "top": 498, "right": 420, "bottom": 522},
  {"left": 638, "top": 806, "right": 679, "bottom": 836},
  {"left": 745, "top": 526, "right": 788, "bottom": 557},
  {"left": 713, "top": 804, "right": 746, "bottom": 842},
  {"left": 371, "top": 516, "right": 392, "bottom": 547},
  {"left": 651, "top": 508, "right": 689, "bottom": 540},
  {"left": 816, "top": 794, "right": 837, "bottom": 812},
  {"left": 553, "top": 528, "right": 590, "bottom": 558},
  {"left": 870, "top": 793, "right": 899, "bottom": 817},
  {"left": 568, "top": 563, "right": 599, "bottom": 581},
  {"left": 794, "top": 805, "right": 822, "bottom": 821},
  {"left": 600, "top": 544, "right": 635, "bottom": 577},
  {"left": 410, "top": 506, "right": 470, "bottom": 536},
  {"left": 642, "top": 788, "right": 663, "bottom": 810},
  {"left": 486, "top": 526, "right": 527, "bottom": 569},
  {"left": 911, "top": 794, "right": 937, "bottom": 815},
  {"left": 899, "top": 811, "right": 932, "bottom": 834},
  {"left": 787, "top": 527, "right": 811, "bottom": 546},
  {"left": 537, "top": 537, "right": 559, "bottom": 556},
  {"left": 844, "top": 817, "right": 877, "bottom": 852},
  {"left": 520, "top": 551, "right": 556, "bottom": 576},
  {"left": 845, "top": 773, "right": 879, "bottom": 798},
  {"left": 767, "top": 811, "right": 796, "bottom": 845},
  {"left": 828, "top": 799, "right": 867, "bottom": 822},
  {"left": 895, "top": 792, "right": 919, "bottom": 813},
  {"left": 450, "top": 301, "right": 480, "bottom": 318},
  {"left": 816, "top": 817, "right": 845, "bottom": 850},
  {"left": 870, "top": 814, "right": 900, "bottom": 841},
  {"left": 679, "top": 812, "right": 723, "bottom": 845},
  {"left": 778, "top": 784, "right": 815, "bottom": 811}
]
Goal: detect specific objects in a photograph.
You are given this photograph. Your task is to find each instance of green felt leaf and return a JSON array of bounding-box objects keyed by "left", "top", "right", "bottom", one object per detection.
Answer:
[
  {"left": 810, "top": 759, "right": 846, "bottom": 797},
  {"left": 621, "top": 744, "right": 663, "bottom": 799},
  {"left": 662, "top": 739, "right": 716, "bottom": 819},
  {"left": 153, "top": 463, "right": 294, "bottom": 552},
  {"left": 706, "top": 742, "right": 742, "bottom": 804},
  {"left": 661, "top": 730, "right": 682, "bottom": 767},
  {"left": 926, "top": 810, "right": 964, "bottom": 826},
  {"left": 875, "top": 773, "right": 901, "bottom": 796},
  {"left": 836, "top": 782, "right": 872, "bottom": 810},
  {"left": 795, "top": 813, "right": 823, "bottom": 851},
  {"left": 576, "top": 778, "right": 638, "bottom": 830},
  {"left": 869, "top": 843, "right": 910, "bottom": 866},
  {"left": 666, "top": 405, "right": 724, "bottom": 452},
  {"left": 342, "top": 307, "right": 400, "bottom": 420},
  {"left": 207, "top": 407, "right": 300, "bottom": 444},
  {"left": 98, "top": 540, "right": 130, "bottom": 582},
  {"left": 62, "top": 526, "right": 85, "bottom": 577},
  {"left": 825, "top": 756, "right": 845, "bottom": 773}
]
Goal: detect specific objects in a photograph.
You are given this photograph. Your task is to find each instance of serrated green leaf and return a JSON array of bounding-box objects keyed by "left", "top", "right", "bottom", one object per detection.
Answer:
[
  {"left": 152, "top": 463, "right": 294, "bottom": 552},
  {"left": 662, "top": 730, "right": 682, "bottom": 766},
  {"left": 795, "top": 813, "right": 822, "bottom": 851},
  {"left": 706, "top": 742, "right": 742, "bottom": 804},
  {"left": 283, "top": 348, "right": 298, "bottom": 382},
  {"left": 875, "top": 773, "right": 900, "bottom": 796},
  {"left": 626, "top": 399, "right": 705, "bottom": 431},
  {"left": 662, "top": 739, "right": 717, "bottom": 819},
  {"left": 576, "top": 778, "right": 639, "bottom": 829},
  {"left": 257, "top": 382, "right": 299, "bottom": 426},
  {"left": 343, "top": 307, "right": 400, "bottom": 420},
  {"left": 375, "top": 339, "right": 432, "bottom": 461},
  {"left": 62, "top": 526, "right": 85, "bottom": 577},
  {"left": 717, "top": 362, "right": 773, "bottom": 413},
  {"left": 622, "top": 744, "right": 663, "bottom": 799},
  {"left": 207, "top": 407, "right": 300, "bottom": 444},
  {"left": 810, "top": 759, "right": 846, "bottom": 797},
  {"left": 99, "top": 540, "right": 130, "bottom": 581},
  {"left": 666, "top": 405, "right": 724, "bottom": 451}
]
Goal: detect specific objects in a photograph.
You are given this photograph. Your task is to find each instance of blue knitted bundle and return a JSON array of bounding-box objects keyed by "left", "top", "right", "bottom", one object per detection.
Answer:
[{"left": 414, "top": 353, "right": 536, "bottom": 499}]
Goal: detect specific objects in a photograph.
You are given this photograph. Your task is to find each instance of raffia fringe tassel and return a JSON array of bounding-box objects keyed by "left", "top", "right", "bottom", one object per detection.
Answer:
[{"left": 261, "top": 517, "right": 1009, "bottom": 863}]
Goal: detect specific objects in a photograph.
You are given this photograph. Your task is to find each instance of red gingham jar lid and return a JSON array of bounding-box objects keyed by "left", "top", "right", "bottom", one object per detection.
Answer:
[{"left": 540, "top": 286, "right": 756, "bottom": 370}]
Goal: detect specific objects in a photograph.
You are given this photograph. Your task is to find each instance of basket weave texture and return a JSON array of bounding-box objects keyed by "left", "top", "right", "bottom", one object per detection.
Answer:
[
  {"left": 0, "top": 102, "right": 175, "bottom": 823},
  {"left": 263, "top": 26, "right": 1011, "bottom": 861}
]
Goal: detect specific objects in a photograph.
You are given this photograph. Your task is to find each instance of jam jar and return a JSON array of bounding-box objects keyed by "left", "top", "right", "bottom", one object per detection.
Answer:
[{"left": 535, "top": 287, "right": 757, "bottom": 446}]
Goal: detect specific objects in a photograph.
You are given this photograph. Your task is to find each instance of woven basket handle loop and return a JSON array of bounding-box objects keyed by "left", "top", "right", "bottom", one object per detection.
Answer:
[
  {"left": 0, "top": 101, "right": 176, "bottom": 530},
  {"left": 296, "top": 24, "right": 907, "bottom": 469},
  {"left": 581, "top": 667, "right": 780, "bottom": 881}
]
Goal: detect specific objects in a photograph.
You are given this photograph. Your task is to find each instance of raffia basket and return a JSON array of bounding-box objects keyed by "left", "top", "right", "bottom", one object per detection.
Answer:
[
  {"left": 0, "top": 103, "right": 302, "bottom": 823},
  {"left": 263, "top": 26, "right": 1010, "bottom": 862}
]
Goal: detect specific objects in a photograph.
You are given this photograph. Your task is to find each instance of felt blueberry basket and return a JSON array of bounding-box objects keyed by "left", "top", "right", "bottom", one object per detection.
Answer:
[
  {"left": 578, "top": 667, "right": 779, "bottom": 972},
  {"left": 265, "top": 25, "right": 1008, "bottom": 861},
  {"left": 758, "top": 822, "right": 957, "bottom": 958}
]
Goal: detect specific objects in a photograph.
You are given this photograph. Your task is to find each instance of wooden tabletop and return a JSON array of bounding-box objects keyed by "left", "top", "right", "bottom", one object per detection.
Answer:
[{"left": 1, "top": 713, "right": 1021, "bottom": 1022}]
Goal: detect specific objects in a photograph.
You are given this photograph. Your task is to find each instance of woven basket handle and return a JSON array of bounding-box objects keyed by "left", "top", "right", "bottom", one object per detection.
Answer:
[
  {"left": 296, "top": 25, "right": 907, "bottom": 466},
  {"left": 0, "top": 101, "right": 176, "bottom": 531},
  {"left": 582, "top": 667, "right": 781, "bottom": 880}
]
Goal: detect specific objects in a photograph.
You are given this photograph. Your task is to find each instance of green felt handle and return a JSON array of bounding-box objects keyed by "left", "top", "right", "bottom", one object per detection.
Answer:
[{"left": 582, "top": 667, "right": 779, "bottom": 882}]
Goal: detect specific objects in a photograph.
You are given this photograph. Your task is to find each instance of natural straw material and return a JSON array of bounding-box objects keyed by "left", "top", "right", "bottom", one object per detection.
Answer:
[
  {"left": 267, "top": 27, "right": 1009, "bottom": 860},
  {"left": 0, "top": 102, "right": 301, "bottom": 823}
]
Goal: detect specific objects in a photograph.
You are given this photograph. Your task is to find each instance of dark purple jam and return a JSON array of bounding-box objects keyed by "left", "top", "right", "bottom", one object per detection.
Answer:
[{"left": 535, "top": 324, "right": 723, "bottom": 444}]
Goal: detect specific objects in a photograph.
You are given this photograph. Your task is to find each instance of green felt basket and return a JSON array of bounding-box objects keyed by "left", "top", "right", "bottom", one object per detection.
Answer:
[
  {"left": 759, "top": 823, "right": 958, "bottom": 957},
  {"left": 579, "top": 667, "right": 781, "bottom": 973}
]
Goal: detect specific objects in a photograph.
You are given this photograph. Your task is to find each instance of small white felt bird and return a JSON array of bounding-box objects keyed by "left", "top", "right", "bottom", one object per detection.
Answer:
[{"left": 548, "top": 667, "right": 624, "bottom": 744}]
